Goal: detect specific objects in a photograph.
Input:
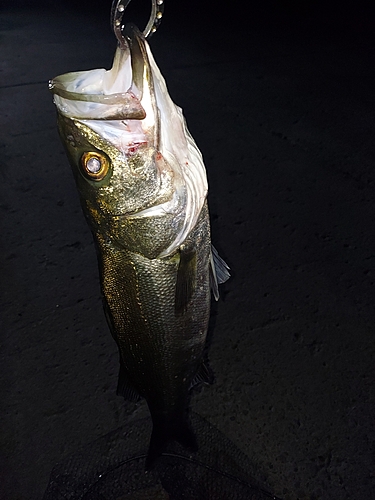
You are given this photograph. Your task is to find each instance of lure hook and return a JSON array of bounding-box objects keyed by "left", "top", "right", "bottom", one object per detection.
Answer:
[{"left": 111, "top": 0, "right": 164, "bottom": 47}]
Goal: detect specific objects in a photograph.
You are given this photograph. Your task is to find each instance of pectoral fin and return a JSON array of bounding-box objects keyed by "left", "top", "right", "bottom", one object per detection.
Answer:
[{"left": 175, "top": 247, "right": 197, "bottom": 316}]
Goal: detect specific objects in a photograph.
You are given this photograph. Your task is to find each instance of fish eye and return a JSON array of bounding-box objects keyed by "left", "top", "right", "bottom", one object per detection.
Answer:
[{"left": 81, "top": 151, "right": 110, "bottom": 181}]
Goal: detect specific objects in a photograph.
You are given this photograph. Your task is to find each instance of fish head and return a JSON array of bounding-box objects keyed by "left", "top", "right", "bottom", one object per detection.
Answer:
[
  {"left": 51, "top": 24, "right": 208, "bottom": 256},
  {"left": 56, "top": 113, "right": 174, "bottom": 236}
]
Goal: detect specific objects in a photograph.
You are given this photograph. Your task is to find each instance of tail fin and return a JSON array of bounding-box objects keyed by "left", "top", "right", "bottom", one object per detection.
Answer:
[{"left": 145, "top": 413, "right": 197, "bottom": 470}]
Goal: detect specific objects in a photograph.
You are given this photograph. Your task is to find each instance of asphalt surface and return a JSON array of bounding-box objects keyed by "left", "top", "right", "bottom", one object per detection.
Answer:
[{"left": 1, "top": 3, "right": 374, "bottom": 499}]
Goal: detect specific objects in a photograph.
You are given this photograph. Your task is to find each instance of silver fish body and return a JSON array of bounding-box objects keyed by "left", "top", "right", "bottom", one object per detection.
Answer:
[{"left": 50, "top": 25, "right": 228, "bottom": 467}]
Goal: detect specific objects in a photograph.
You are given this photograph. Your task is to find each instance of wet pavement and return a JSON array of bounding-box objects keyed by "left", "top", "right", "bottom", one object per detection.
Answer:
[{"left": 1, "top": 3, "right": 374, "bottom": 499}]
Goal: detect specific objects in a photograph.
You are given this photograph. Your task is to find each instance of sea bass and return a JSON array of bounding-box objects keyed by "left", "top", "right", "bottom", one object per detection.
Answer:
[{"left": 50, "top": 21, "right": 229, "bottom": 468}]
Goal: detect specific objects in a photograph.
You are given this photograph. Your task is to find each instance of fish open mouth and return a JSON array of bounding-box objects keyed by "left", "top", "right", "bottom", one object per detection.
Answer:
[
  {"left": 49, "top": 25, "right": 155, "bottom": 124},
  {"left": 50, "top": 24, "right": 160, "bottom": 155}
]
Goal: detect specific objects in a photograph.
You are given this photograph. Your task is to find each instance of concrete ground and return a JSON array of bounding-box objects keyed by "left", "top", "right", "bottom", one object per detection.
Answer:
[{"left": 1, "top": 3, "right": 374, "bottom": 499}]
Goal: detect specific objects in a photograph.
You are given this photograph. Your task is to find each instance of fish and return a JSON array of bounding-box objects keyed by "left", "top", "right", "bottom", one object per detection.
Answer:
[{"left": 49, "top": 22, "right": 229, "bottom": 469}]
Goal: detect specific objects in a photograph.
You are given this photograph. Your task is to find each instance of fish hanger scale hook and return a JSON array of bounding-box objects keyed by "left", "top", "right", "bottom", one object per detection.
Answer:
[{"left": 111, "top": 0, "right": 164, "bottom": 46}]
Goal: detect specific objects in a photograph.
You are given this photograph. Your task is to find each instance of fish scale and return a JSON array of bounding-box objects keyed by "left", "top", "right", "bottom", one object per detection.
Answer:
[{"left": 98, "top": 203, "right": 211, "bottom": 378}]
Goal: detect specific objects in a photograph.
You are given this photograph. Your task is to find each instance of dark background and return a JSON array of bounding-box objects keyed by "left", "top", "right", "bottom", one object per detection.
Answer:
[{"left": 1, "top": 1, "right": 374, "bottom": 499}]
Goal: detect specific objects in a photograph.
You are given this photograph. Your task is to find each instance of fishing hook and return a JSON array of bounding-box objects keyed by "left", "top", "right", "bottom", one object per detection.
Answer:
[{"left": 111, "top": 0, "right": 165, "bottom": 47}]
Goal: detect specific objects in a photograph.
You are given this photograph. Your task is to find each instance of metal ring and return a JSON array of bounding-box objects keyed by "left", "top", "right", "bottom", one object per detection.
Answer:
[{"left": 111, "top": 0, "right": 164, "bottom": 46}]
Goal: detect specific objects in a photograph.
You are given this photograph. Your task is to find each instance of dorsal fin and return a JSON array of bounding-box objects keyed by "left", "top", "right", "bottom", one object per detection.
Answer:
[
  {"left": 210, "top": 245, "right": 230, "bottom": 301},
  {"left": 190, "top": 360, "right": 214, "bottom": 390}
]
